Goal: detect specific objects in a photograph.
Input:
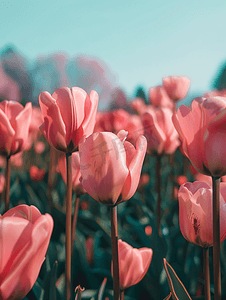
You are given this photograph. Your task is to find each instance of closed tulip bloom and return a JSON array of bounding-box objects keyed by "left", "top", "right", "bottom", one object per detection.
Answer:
[
  {"left": 58, "top": 152, "right": 86, "bottom": 195},
  {"left": 162, "top": 76, "right": 190, "bottom": 101},
  {"left": 0, "top": 100, "right": 32, "bottom": 157},
  {"left": 0, "top": 205, "right": 53, "bottom": 299},
  {"left": 172, "top": 97, "right": 226, "bottom": 177},
  {"left": 111, "top": 239, "right": 153, "bottom": 290},
  {"left": 178, "top": 181, "right": 226, "bottom": 247},
  {"left": 142, "top": 107, "right": 180, "bottom": 156},
  {"left": 39, "top": 87, "right": 98, "bottom": 153},
  {"left": 79, "top": 130, "right": 147, "bottom": 205},
  {"left": 149, "top": 85, "right": 175, "bottom": 111}
]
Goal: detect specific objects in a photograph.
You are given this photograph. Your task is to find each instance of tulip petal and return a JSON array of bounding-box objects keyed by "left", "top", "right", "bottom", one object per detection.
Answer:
[
  {"left": 0, "top": 108, "right": 15, "bottom": 156},
  {"left": 39, "top": 92, "right": 67, "bottom": 151},
  {"left": 121, "top": 136, "right": 147, "bottom": 202},
  {"left": 79, "top": 132, "right": 129, "bottom": 205},
  {"left": 0, "top": 210, "right": 53, "bottom": 300}
]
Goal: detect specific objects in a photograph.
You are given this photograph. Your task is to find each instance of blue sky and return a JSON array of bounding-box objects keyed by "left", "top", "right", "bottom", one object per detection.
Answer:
[{"left": 1, "top": 0, "right": 226, "bottom": 98}]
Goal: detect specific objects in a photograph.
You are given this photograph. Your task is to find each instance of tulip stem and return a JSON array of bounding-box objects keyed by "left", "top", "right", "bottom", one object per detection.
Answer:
[
  {"left": 120, "top": 290, "right": 124, "bottom": 300},
  {"left": 156, "top": 155, "right": 162, "bottom": 236},
  {"left": 47, "top": 146, "right": 57, "bottom": 208},
  {"left": 4, "top": 156, "right": 11, "bottom": 213},
  {"left": 203, "top": 248, "right": 211, "bottom": 300},
  {"left": 66, "top": 152, "right": 72, "bottom": 300},
  {"left": 212, "top": 176, "right": 221, "bottom": 300},
  {"left": 110, "top": 206, "right": 120, "bottom": 300},
  {"left": 71, "top": 196, "right": 80, "bottom": 257}
]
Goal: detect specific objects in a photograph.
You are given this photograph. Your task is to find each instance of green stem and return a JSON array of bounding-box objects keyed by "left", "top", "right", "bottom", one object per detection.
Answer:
[
  {"left": 111, "top": 206, "right": 120, "bottom": 300},
  {"left": 156, "top": 155, "right": 162, "bottom": 236},
  {"left": 203, "top": 248, "right": 211, "bottom": 300},
  {"left": 212, "top": 176, "right": 221, "bottom": 300},
  {"left": 66, "top": 153, "right": 72, "bottom": 300},
  {"left": 4, "top": 156, "right": 11, "bottom": 213}
]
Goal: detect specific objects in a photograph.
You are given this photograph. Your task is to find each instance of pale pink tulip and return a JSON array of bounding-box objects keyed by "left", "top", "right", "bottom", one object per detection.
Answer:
[
  {"left": 39, "top": 87, "right": 98, "bottom": 153},
  {"left": 142, "top": 107, "right": 180, "bottom": 156},
  {"left": 79, "top": 130, "right": 147, "bottom": 205},
  {"left": 111, "top": 239, "right": 153, "bottom": 290},
  {"left": 149, "top": 85, "right": 175, "bottom": 110},
  {"left": 162, "top": 76, "right": 190, "bottom": 101},
  {"left": 172, "top": 97, "right": 226, "bottom": 177},
  {"left": 58, "top": 152, "right": 86, "bottom": 195},
  {"left": 130, "top": 98, "right": 147, "bottom": 115},
  {"left": 178, "top": 181, "right": 226, "bottom": 247},
  {"left": 0, "top": 101, "right": 32, "bottom": 157},
  {"left": 0, "top": 205, "right": 53, "bottom": 299}
]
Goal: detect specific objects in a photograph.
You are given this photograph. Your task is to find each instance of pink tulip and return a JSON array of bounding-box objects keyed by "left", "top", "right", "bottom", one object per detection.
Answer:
[
  {"left": 29, "top": 166, "right": 46, "bottom": 182},
  {"left": 111, "top": 239, "right": 153, "bottom": 290},
  {"left": 149, "top": 85, "right": 175, "bottom": 111},
  {"left": 0, "top": 205, "right": 53, "bottom": 299},
  {"left": 0, "top": 101, "right": 32, "bottom": 157},
  {"left": 39, "top": 87, "right": 98, "bottom": 153},
  {"left": 172, "top": 97, "right": 226, "bottom": 177},
  {"left": 162, "top": 76, "right": 190, "bottom": 101},
  {"left": 178, "top": 181, "right": 226, "bottom": 247},
  {"left": 79, "top": 130, "right": 147, "bottom": 205},
  {"left": 142, "top": 107, "right": 180, "bottom": 156},
  {"left": 58, "top": 152, "right": 86, "bottom": 195},
  {"left": 130, "top": 98, "right": 147, "bottom": 115}
]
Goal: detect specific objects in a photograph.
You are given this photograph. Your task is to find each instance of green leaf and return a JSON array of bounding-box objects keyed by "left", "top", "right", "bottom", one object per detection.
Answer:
[
  {"left": 49, "top": 261, "right": 58, "bottom": 300},
  {"left": 163, "top": 293, "right": 172, "bottom": 300},
  {"left": 163, "top": 258, "right": 192, "bottom": 300}
]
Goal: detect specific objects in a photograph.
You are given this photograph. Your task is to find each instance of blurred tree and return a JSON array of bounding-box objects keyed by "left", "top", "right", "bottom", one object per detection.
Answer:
[{"left": 135, "top": 86, "right": 147, "bottom": 103}]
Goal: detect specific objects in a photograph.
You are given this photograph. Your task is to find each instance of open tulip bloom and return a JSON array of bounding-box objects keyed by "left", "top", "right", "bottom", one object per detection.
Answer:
[
  {"left": 79, "top": 130, "right": 147, "bottom": 205},
  {"left": 172, "top": 96, "right": 226, "bottom": 177},
  {"left": 39, "top": 87, "right": 98, "bottom": 153},
  {"left": 0, "top": 205, "right": 53, "bottom": 300},
  {"left": 178, "top": 181, "right": 226, "bottom": 248}
]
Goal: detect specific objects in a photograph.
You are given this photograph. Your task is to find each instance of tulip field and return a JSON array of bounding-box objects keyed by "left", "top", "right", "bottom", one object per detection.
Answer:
[{"left": 1, "top": 76, "right": 226, "bottom": 300}]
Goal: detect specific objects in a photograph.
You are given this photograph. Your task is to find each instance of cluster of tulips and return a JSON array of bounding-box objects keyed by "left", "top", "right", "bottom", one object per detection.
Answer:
[{"left": 1, "top": 74, "right": 226, "bottom": 300}]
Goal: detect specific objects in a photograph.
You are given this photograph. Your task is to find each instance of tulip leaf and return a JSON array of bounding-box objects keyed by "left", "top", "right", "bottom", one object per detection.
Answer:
[
  {"left": 97, "top": 277, "right": 107, "bottom": 300},
  {"left": 163, "top": 293, "right": 172, "bottom": 300},
  {"left": 49, "top": 261, "right": 58, "bottom": 300},
  {"left": 163, "top": 258, "right": 192, "bottom": 300}
]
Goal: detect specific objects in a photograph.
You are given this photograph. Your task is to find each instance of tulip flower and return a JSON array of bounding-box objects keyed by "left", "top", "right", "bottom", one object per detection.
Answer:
[
  {"left": 149, "top": 85, "right": 175, "bottom": 111},
  {"left": 39, "top": 87, "right": 98, "bottom": 153},
  {"left": 58, "top": 152, "right": 86, "bottom": 195},
  {"left": 29, "top": 165, "right": 46, "bottom": 182},
  {"left": 111, "top": 239, "right": 153, "bottom": 290},
  {"left": 142, "top": 107, "right": 180, "bottom": 156},
  {"left": 79, "top": 130, "right": 147, "bottom": 205},
  {"left": 0, "top": 100, "right": 32, "bottom": 157},
  {"left": 162, "top": 76, "right": 190, "bottom": 101},
  {"left": 178, "top": 181, "right": 226, "bottom": 247},
  {"left": 0, "top": 205, "right": 53, "bottom": 300},
  {"left": 172, "top": 96, "right": 226, "bottom": 177}
]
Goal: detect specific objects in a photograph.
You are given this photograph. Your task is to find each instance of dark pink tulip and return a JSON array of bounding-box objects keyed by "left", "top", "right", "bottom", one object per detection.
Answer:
[
  {"left": 39, "top": 87, "right": 98, "bottom": 153},
  {"left": 0, "top": 101, "right": 32, "bottom": 157},
  {"left": 149, "top": 85, "right": 175, "bottom": 111},
  {"left": 29, "top": 165, "right": 46, "bottom": 182},
  {"left": 111, "top": 239, "right": 153, "bottom": 290},
  {"left": 178, "top": 181, "right": 226, "bottom": 247},
  {"left": 79, "top": 130, "right": 147, "bottom": 205},
  {"left": 58, "top": 152, "right": 86, "bottom": 195},
  {"left": 142, "top": 107, "right": 180, "bottom": 156},
  {"left": 0, "top": 205, "right": 53, "bottom": 299},
  {"left": 172, "top": 97, "right": 226, "bottom": 177},
  {"left": 162, "top": 76, "right": 190, "bottom": 101}
]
